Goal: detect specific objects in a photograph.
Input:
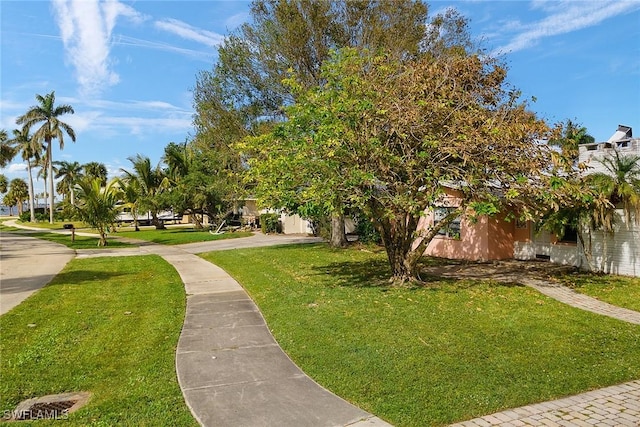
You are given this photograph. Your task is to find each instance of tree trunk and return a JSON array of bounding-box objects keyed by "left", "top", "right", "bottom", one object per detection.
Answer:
[
  {"left": 374, "top": 206, "right": 462, "bottom": 285},
  {"left": 47, "top": 142, "right": 54, "bottom": 223},
  {"left": 152, "top": 212, "right": 166, "bottom": 230},
  {"left": 27, "top": 160, "right": 36, "bottom": 222},
  {"left": 329, "top": 212, "right": 348, "bottom": 248}
]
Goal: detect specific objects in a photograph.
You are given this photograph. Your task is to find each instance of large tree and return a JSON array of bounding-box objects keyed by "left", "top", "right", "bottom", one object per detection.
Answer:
[
  {"left": 8, "top": 127, "right": 42, "bottom": 222},
  {"left": 17, "top": 91, "right": 76, "bottom": 223},
  {"left": 242, "top": 48, "right": 551, "bottom": 283},
  {"left": 193, "top": 0, "right": 457, "bottom": 246}
]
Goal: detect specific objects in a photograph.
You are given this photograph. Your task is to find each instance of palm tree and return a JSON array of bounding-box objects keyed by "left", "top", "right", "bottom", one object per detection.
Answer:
[
  {"left": 587, "top": 149, "right": 640, "bottom": 227},
  {"left": 0, "top": 174, "right": 8, "bottom": 194},
  {"left": 74, "top": 177, "right": 123, "bottom": 246},
  {"left": 8, "top": 127, "right": 42, "bottom": 222},
  {"left": 550, "top": 119, "right": 595, "bottom": 165},
  {"left": 117, "top": 177, "right": 142, "bottom": 231},
  {"left": 8, "top": 178, "right": 29, "bottom": 215},
  {"left": 120, "top": 154, "right": 169, "bottom": 229},
  {"left": 578, "top": 149, "right": 640, "bottom": 271},
  {"left": 17, "top": 91, "right": 76, "bottom": 223},
  {"left": 83, "top": 161, "right": 108, "bottom": 186},
  {"left": 55, "top": 160, "right": 83, "bottom": 205},
  {"left": 0, "top": 129, "right": 16, "bottom": 167}
]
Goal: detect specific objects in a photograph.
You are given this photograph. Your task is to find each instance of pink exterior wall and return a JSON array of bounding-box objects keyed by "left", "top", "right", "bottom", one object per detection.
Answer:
[{"left": 420, "top": 189, "right": 517, "bottom": 261}]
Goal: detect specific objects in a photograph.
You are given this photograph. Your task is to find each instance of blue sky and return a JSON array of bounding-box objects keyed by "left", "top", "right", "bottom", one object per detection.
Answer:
[{"left": 1, "top": 0, "right": 639, "bottom": 196}]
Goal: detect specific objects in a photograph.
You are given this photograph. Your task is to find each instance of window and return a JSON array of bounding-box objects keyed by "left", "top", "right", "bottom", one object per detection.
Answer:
[
  {"left": 434, "top": 207, "right": 461, "bottom": 240},
  {"left": 557, "top": 226, "right": 578, "bottom": 244}
]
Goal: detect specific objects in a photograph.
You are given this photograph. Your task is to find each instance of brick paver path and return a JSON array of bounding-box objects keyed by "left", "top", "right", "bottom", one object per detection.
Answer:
[
  {"left": 522, "top": 278, "right": 640, "bottom": 325},
  {"left": 450, "top": 380, "right": 640, "bottom": 427}
]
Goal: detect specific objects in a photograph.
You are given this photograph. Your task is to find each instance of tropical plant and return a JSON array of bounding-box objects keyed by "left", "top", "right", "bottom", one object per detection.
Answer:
[
  {"left": 8, "top": 127, "right": 42, "bottom": 222},
  {"left": 161, "top": 142, "right": 229, "bottom": 228},
  {"left": 549, "top": 119, "right": 595, "bottom": 162},
  {"left": 120, "top": 154, "right": 169, "bottom": 230},
  {"left": 16, "top": 91, "right": 76, "bottom": 223},
  {"left": 74, "top": 177, "right": 123, "bottom": 246},
  {"left": 543, "top": 148, "right": 640, "bottom": 272},
  {"left": 7, "top": 178, "right": 29, "bottom": 215},
  {"left": 54, "top": 160, "right": 83, "bottom": 205},
  {"left": 117, "top": 177, "right": 142, "bottom": 231},
  {"left": 3, "top": 192, "right": 17, "bottom": 216},
  {"left": 0, "top": 174, "right": 8, "bottom": 194},
  {"left": 83, "top": 161, "right": 108, "bottom": 186},
  {"left": 0, "top": 129, "right": 16, "bottom": 167}
]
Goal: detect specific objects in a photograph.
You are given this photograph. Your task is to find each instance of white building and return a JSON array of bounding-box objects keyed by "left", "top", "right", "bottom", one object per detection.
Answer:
[{"left": 516, "top": 125, "right": 640, "bottom": 277}]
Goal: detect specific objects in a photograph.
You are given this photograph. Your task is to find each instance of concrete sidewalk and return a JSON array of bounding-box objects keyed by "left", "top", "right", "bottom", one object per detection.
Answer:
[
  {"left": 0, "top": 233, "right": 75, "bottom": 315},
  {"left": 76, "top": 240, "right": 390, "bottom": 426}
]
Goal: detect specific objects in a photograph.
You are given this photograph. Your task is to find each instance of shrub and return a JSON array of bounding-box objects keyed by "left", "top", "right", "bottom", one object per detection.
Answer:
[
  {"left": 354, "top": 211, "right": 381, "bottom": 244},
  {"left": 260, "top": 213, "right": 282, "bottom": 234},
  {"left": 19, "top": 211, "right": 31, "bottom": 222},
  {"left": 35, "top": 212, "right": 48, "bottom": 222}
]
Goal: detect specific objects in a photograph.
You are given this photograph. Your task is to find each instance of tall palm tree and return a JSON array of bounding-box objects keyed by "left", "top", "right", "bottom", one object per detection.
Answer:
[
  {"left": 8, "top": 127, "right": 42, "bottom": 222},
  {"left": 17, "top": 91, "right": 76, "bottom": 223},
  {"left": 55, "top": 160, "right": 83, "bottom": 205},
  {"left": 120, "top": 154, "right": 169, "bottom": 229},
  {"left": 83, "top": 161, "right": 108, "bottom": 186}
]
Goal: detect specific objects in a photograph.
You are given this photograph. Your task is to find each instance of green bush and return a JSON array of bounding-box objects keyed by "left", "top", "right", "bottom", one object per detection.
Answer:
[
  {"left": 35, "top": 212, "right": 48, "bottom": 222},
  {"left": 354, "top": 212, "right": 381, "bottom": 244},
  {"left": 18, "top": 211, "right": 31, "bottom": 222},
  {"left": 260, "top": 213, "right": 282, "bottom": 234}
]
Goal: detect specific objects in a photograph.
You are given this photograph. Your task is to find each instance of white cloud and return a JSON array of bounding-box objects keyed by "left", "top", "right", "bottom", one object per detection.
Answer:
[
  {"left": 51, "top": 0, "right": 148, "bottom": 96},
  {"left": 225, "top": 12, "right": 249, "bottom": 30},
  {"left": 497, "top": 1, "right": 640, "bottom": 54},
  {"left": 154, "top": 18, "right": 225, "bottom": 47}
]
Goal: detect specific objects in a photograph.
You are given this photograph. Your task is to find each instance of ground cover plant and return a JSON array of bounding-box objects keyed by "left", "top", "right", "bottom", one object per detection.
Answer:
[
  {"left": 116, "top": 227, "right": 252, "bottom": 245},
  {"left": 561, "top": 273, "right": 640, "bottom": 312},
  {"left": 0, "top": 255, "right": 197, "bottom": 426},
  {"left": 202, "top": 244, "right": 640, "bottom": 427}
]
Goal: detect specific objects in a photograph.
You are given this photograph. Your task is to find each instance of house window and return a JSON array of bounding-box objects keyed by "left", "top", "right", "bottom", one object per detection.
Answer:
[
  {"left": 557, "top": 226, "right": 578, "bottom": 244},
  {"left": 434, "top": 207, "right": 461, "bottom": 240}
]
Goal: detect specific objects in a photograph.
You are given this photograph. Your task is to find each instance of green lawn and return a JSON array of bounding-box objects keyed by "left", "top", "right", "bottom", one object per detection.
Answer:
[
  {"left": 0, "top": 255, "right": 197, "bottom": 426},
  {"left": 116, "top": 227, "right": 253, "bottom": 245},
  {"left": 202, "top": 244, "right": 640, "bottom": 427},
  {"left": 561, "top": 273, "right": 640, "bottom": 312}
]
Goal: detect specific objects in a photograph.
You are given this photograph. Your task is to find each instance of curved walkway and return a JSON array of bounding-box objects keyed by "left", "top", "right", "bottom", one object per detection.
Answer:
[
  {"left": 0, "top": 233, "right": 75, "bottom": 315},
  {"left": 2, "top": 222, "right": 639, "bottom": 426},
  {"left": 75, "top": 234, "right": 389, "bottom": 427}
]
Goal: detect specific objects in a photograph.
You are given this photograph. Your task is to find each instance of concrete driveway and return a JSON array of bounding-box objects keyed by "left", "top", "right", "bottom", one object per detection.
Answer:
[{"left": 0, "top": 232, "right": 75, "bottom": 315}]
